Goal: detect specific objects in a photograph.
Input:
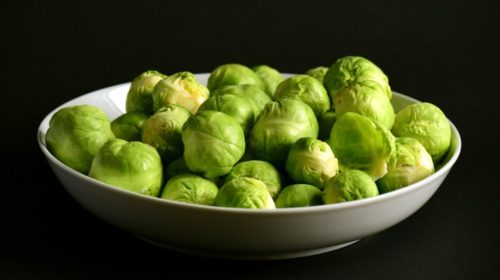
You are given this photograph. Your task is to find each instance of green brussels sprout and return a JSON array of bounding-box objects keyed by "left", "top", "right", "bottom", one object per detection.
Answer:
[
  {"left": 323, "top": 169, "right": 379, "bottom": 203},
  {"left": 328, "top": 112, "right": 395, "bottom": 180},
  {"left": 306, "top": 66, "right": 328, "bottom": 83},
  {"left": 392, "top": 102, "right": 451, "bottom": 163},
  {"left": 252, "top": 65, "right": 284, "bottom": 98},
  {"left": 285, "top": 137, "right": 339, "bottom": 189},
  {"left": 198, "top": 93, "right": 256, "bottom": 137},
  {"left": 111, "top": 112, "right": 148, "bottom": 141},
  {"left": 276, "top": 184, "right": 323, "bottom": 208},
  {"left": 377, "top": 137, "right": 434, "bottom": 193},
  {"left": 274, "top": 75, "right": 331, "bottom": 117},
  {"left": 324, "top": 56, "right": 392, "bottom": 101},
  {"left": 152, "top": 72, "right": 209, "bottom": 114},
  {"left": 214, "top": 177, "right": 275, "bottom": 209},
  {"left": 212, "top": 84, "right": 271, "bottom": 116},
  {"left": 225, "top": 160, "right": 282, "bottom": 199},
  {"left": 161, "top": 174, "right": 218, "bottom": 205},
  {"left": 318, "top": 109, "right": 337, "bottom": 140},
  {"left": 165, "top": 157, "right": 190, "bottom": 179},
  {"left": 239, "top": 148, "right": 256, "bottom": 162},
  {"left": 250, "top": 99, "right": 319, "bottom": 166},
  {"left": 126, "top": 70, "right": 166, "bottom": 115},
  {"left": 207, "top": 63, "right": 264, "bottom": 92},
  {"left": 142, "top": 104, "right": 191, "bottom": 162},
  {"left": 45, "top": 105, "right": 115, "bottom": 173},
  {"left": 334, "top": 83, "right": 395, "bottom": 129},
  {"left": 437, "top": 128, "right": 459, "bottom": 170},
  {"left": 182, "top": 110, "right": 245, "bottom": 178},
  {"left": 88, "top": 139, "right": 163, "bottom": 196}
]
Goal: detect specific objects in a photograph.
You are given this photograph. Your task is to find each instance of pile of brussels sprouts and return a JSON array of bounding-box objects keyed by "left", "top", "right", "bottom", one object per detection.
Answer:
[{"left": 46, "top": 56, "right": 452, "bottom": 209}]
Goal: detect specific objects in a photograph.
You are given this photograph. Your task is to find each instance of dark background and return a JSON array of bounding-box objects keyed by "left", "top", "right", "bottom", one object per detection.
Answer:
[{"left": 2, "top": 0, "right": 499, "bottom": 279}]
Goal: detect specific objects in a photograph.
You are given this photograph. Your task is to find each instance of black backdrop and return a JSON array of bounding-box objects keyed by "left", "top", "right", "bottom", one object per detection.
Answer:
[{"left": 2, "top": 1, "right": 499, "bottom": 279}]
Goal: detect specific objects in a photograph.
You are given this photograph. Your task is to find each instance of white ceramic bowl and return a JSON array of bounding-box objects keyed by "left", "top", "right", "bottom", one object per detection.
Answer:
[{"left": 37, "top": 74, "right": 461, "bottom": 260}]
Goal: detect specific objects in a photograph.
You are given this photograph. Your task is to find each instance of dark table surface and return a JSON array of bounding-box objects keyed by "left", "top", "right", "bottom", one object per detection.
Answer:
[{"left": 2, "top": 1, "right": 499, "bottom": 279}]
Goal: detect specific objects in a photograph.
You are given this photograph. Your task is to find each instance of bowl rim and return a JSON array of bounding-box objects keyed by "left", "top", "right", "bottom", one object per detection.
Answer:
[{"left": 37, "top": 81, "right": 462, "bottom": 216}]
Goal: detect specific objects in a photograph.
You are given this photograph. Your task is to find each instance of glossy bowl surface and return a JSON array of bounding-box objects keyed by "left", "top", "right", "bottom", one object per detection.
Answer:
[{"left": 37, "top": 74, "right": 461, "bottom": 260}]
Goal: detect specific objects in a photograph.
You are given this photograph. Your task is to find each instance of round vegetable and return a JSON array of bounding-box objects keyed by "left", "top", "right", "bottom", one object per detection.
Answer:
[
  {"left": 126, "top": 70, "right": 166, "bottom": 115},
  {"left": 142, "top": 104, "right": 191, "bottom": 162},
  {"left": 286, "top": 137, "right": 338, "bottom": 189},
  {"left": 111, "top": 112, "right": 148, "bottom": 141},
  {"left": 198, "top": 92, "right": 256, "bottom": 137},
  {"left": 225, "top": 160, "right": 282, "bottom": 199},
  {"left": 392, "top": 102, "right": 451, "bottom": 163},
  {"left": 305, "top": 66, "right": 328, "bottom": 83},
  {"left": 161, "top": 174, "right": 218, "bottom": 205},
  {"left": 377, "top": 137, "right": 434, "bottom": 193},
  {"left": 252, "top": 65, "right": 284, "bottom": 98},
  {"left": 318, "top": 109, "right": 337, "bottom": 140},
  {"left": 88, "top": 139, "right": 163, "bottom": 196},
  {"left": 212, "top": 84, "right": 271, "bottom": 116},
  {"left": 250, "top": 98, "right": 319, "bottom": 166},
  {"left": 334, "top": 83, "right": 395, "bottom": 129},
  {"left": 48, "top": 60, "right": 451, "bottom": 210},
  {"left": 239, "top": 148, "right": 256, "bottom": 162},
  {"left": 274, "top": 75, "right": 331, "bottom": 117},
  {"left": 324, "top": 56, "right": 392, "bottom": 101},
  {"left": 214, "top": 177, "right": 275, "bottom": 209},
  {"left": 329, "top": 112, "right": 395, "bottom": 180},
  {"left": 165, "top": 157, "right": 190, "bottom": 179},
  {"left": 276, "top": 184, "right": 323, "bottom": 208},
  {"left": 45, "top": 105, "right": 115, "bottom": 174},
  {"left": 182, "top": 110, "right": 245, "bottom": 178},
  {"left": 323, "top": 169, "right": 379, "bottom": 203},
  {"left": 152, "top": 71, "right": 209, "bottom": 114},
  {"left": 207, "top": 63, "right": 264, "bottom": 92}
]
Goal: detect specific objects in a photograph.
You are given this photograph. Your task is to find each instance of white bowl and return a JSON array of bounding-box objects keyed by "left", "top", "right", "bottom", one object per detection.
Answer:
[{"left": 37, "top": 74, "right": 461, "bottom": 260}]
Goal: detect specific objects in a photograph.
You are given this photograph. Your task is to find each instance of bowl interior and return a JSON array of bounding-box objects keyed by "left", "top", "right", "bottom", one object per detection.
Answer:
[
  {"left": 36, "top": 73, "right": 462, "bottom": 259},
  {"left": 37, "top": 73, "right": 462, "bottom": 214}
]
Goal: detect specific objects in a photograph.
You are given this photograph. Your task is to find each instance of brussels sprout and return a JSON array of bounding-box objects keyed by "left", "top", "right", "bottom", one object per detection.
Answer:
[
  {"left": 318, "top": 109, "right": 337, "bottom": 140},
  {"left": 328, "top": 112, "right": 395, "bottom": 180},
  {"left": 88, "top": 139, "right": 163, "bottom": 196},
  {"left": 182, "top": 110, "right": 245, "bottom": 178},
  {"left": 323, "top": 169, "right": 379, "bottom": 203},
  {"left": 46, "top": 105, "right": 115, "bottom": 173},
  {"left": 161, "top": 174, "right": 218, "bottom": 205},
  {"left": 252, "top": 65, "right": 284, "bottom": 98},
  {"left": 377, "top": 137, "right": 434, "bottom": 193},
  {"left": 152, "top": 72, "right": 209, "bottom": 114},
  {"left": 392, "top": 102, "right": 451, "bottom": 163},
  {"left": 198, "top": 93, "right": 256, "bottom": 137},
  {"left": 324, "top": 56, "right": 392, "bottom": 101},
  {"left": 126, "top": 70, "right": 166, "bottom": 115},
  {"left": 274, "top": 75, "right": 331, "bottom": 117},
  {"left": 165, "top": 157, "right": 190, "bottom": 179},
  {"left": 437, "top": 129, "right": 459, "bottom": 170},
  {"left": 212, "top": 84, "right": 271, "bottom": 116},
  {"left": 250, "top": 99, "right": 319, "bottom": 166},
  {"left": 239, "top": 148, "right": 256, "bottom": 162},
  {"left": 225, "top": 160, "right": 282, "bottom": 199},
  {"left": 111, "top": 112, "right": 148, "bottom": 141},
  {"left": 334, "top": 83, "right": 395, "bottom": 129},
  {"left": 214, "top": 177, "right": 275, "bottom": 209},
  {"left": 306, "top": 66, "right": 328, "bottom": 83},
  {"left": 207, "top": 63, "right": 264, "bottom": 92},
  {"left": 286, "top": 137, "right": 338, "bottom": 189},
  {"left": 276, "top": 184, "right": 323, "bottom": 208},
  {"left": 142, "top": 104, "right": 191, "bottom": 162}
]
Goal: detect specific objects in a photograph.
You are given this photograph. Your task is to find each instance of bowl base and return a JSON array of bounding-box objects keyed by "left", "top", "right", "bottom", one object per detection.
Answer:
[{"left": 137, "top": 236, "right": 359, "bottom": 260}]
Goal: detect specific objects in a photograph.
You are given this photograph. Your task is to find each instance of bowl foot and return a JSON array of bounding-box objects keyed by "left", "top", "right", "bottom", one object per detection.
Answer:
[{"left": 137, "top": 236, "right": 359, "bottom": 260}]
